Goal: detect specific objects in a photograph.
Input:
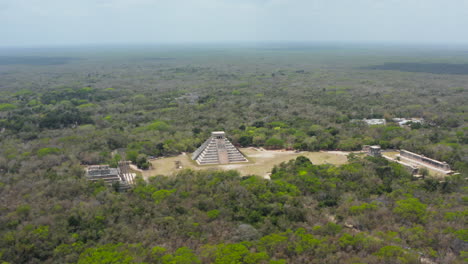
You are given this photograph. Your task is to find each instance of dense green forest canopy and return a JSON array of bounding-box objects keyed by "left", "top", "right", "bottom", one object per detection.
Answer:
[{"left": 0, "top": 44, "right": 467, "bottom": 263}]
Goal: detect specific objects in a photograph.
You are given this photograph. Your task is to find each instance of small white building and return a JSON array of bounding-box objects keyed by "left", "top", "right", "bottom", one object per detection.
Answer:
[
  {"left": 363, "top": 119, "right": 386, "bottom": 126},
  {"left": 392, "top": 118, "right": 424, "bottom": 127}
]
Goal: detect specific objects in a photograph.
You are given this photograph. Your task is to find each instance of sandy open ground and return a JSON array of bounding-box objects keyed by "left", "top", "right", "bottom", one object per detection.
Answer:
[{"left": 143, "top": 148, "right": 350, "bottom": 179}]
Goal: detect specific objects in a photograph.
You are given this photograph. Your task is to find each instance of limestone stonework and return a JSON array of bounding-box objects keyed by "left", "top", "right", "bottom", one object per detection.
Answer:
[{"left": 192, "top": 131, "right": 248, "bottom": 165}]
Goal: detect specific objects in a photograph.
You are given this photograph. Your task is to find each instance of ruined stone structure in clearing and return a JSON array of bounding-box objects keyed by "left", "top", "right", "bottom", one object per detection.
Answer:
[
  {"left": 85, "top": 162, "right": 136, "bottom": 190},
  {"left": 362, "top": 119, "right": 386, "bottom": 126},
  {"left": 363, "top": 145, "right": 382, "bottom": 157},
  {"left": 192, "top": 131, "right": 248, "bottom": 165},
  {"left": 398, "top": 149, "right": 452, "bottom": 174}
]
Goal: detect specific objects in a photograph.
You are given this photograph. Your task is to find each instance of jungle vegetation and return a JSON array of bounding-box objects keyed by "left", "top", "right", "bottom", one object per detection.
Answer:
[{"left": 0, "top": 44, "right": 466, "bottom": 263}]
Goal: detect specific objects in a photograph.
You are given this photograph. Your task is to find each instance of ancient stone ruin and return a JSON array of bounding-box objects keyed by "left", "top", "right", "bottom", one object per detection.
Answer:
[
  {"left": 363, "top": 145, "right": 382, "bottom": 157},
  {"left": 192, "top": 131, "right": 248, "bottom": 165},
  {"left": 398, "top": 149, "right": 452, "bottom": 174},
  {"left": 85, "top": 162, "right": 136, "bottom": 190}
]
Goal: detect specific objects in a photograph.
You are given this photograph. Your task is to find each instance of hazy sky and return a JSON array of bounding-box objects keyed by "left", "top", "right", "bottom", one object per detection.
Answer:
[{"left": 1, "top": 0, "right": 468, "bottom": 46}]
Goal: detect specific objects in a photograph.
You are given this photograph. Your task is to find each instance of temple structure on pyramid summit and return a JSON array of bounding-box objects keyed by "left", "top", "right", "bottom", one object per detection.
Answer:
[{"left": 192, "top": 131, "right": 248, "bottom": 165}]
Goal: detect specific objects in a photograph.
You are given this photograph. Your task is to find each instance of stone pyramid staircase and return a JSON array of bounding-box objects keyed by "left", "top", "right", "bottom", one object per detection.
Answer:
[{"left": 192, "top": 131, "right": 248, "bottom": 165}]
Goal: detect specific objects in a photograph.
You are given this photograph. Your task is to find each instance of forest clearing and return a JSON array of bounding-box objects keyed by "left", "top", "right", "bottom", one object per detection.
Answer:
[
  {"left": 144, "top": 148, "right": 453, "bottom": 179},
  {"left": 144, "top": 148, "right": 352, "bottom": 178}
]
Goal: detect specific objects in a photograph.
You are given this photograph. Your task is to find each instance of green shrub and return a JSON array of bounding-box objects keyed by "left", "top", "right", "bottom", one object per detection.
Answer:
[
  {"left": 265, "top": 138, "right": 284, "bottom": 149},
  {"left": 349, "top": 202, "right": 378, "bottom": 215},
  {"left": 207, "top": 209, "right": 220, "bottom": 219},
  {"left": 37, "top": 147, "right": 61, "bottom": 157},
  {"left": 393, "top": 197, "right": 427, "bottom": 223},
  {"left": 0, "top": 103, "right": 16, "bottom": 111}
]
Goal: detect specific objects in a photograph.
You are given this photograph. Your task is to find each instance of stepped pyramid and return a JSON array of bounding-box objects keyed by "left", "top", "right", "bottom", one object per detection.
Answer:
[{"left": 192, "top": 131, "right": 248, "bottom": 165}]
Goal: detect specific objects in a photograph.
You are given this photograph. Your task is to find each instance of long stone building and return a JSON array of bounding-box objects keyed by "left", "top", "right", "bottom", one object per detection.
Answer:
[
  {"left": 192, "top": 131, "right": 248, "bottom": 165},
  {"left": 398, "top": 149, "right": 452, "bottom": 173}
]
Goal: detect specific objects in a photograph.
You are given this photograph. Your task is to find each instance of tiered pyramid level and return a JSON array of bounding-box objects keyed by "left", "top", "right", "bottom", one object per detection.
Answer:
[
  {"left": 85, "top": 163, "right": 135, "bottom": 191},
  {"left": 192, "top": 131, "right": 248, "bottom": 165}
]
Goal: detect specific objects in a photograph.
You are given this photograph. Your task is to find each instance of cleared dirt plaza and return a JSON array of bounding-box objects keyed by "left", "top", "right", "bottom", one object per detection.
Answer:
[{"left": 142, "top": 148, "right": 350, "bottom": 179}]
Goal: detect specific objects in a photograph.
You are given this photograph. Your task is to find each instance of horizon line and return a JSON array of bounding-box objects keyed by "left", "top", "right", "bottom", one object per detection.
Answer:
[{"left": 1, "top": 41, "right": 468, "bottom": 50}]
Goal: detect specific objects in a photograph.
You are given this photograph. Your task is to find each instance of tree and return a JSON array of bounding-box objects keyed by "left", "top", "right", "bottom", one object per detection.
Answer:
[
  {"left": 136, "top": 154, "right": 150, "bottom": 170},
  {"left": 161, "top": 247, "right": 200, "bottom": 264},
  {"left": 393, "top": 197, "right": 427, "bottom": 224},
  {"left": 212, "top": 243, "right": 250, "bottom": 264},
  {"left": 419, "top": 167, "right": 429, "bottom": 178},
  {"left": 374, "top": 245, "right": 419, "bottom": 264},
  {"left": 77, "top": 244, "right": 135, "bottom": 264},
  {"left": 238, "top": 136, "right": 253, "bottom": 147},
  {"left": 265, "top": 138, "right": 284, "bottom": 149}
]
